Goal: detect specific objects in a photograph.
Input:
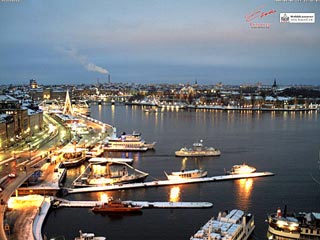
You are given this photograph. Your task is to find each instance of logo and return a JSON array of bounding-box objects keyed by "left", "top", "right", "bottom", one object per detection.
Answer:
[
  {"left": 280, "top": 13, "right": 315, "bottom": 23},
  {"left": 280, "top": 13, "right": 290, "bottom": 23}
]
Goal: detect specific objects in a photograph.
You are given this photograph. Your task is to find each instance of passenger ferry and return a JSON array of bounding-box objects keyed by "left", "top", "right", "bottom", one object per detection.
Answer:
[
  {"left": 267, "top": 207, "right": 320, "bottom": 239},
  {"left": 104, "top": 132, "right": 156, "bottom": 151},
  {"left": 190, "top": 209, "right": 255, "bottom": 240},
  {"left": 164, "top": 169, "right": 207, "bottom": 180},
  {"left": 175, "top": 140, "right": 221, "bottom": 157},
  {"left": 227, "top": 164, "right": 256, "bottom": 175}
]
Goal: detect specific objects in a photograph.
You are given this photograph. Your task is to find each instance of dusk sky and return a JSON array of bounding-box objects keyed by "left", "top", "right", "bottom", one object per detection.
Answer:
[{"left": 0, "top": 0, "right": 319, "bottom": 85}]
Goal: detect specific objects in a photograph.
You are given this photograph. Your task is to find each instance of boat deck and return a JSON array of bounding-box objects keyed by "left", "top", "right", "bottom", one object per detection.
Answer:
[{"left": 67, "top": 171, "right": 274, "bottom": 194}]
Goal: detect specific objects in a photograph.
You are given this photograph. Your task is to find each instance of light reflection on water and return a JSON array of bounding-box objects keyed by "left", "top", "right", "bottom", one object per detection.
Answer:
[
  {"left": 234, "top": 178, "right": 254, "bottom": 211},
  {"left": 169, "top": 186, "right": 181, "bottom": 202}
]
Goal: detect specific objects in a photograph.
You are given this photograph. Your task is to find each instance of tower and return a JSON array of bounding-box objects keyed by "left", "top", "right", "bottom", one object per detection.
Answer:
[{"left": 63, "top": 89, "right": 74, "bottom": 115}]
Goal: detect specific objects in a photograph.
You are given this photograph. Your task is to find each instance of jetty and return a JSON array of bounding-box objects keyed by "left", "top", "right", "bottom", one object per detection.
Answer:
[
  {"left": 53, "top": 198, "right": 213, "bottom": 209},
  {"left": 66, "top": 171, "right": 274, "bottom": 194}
]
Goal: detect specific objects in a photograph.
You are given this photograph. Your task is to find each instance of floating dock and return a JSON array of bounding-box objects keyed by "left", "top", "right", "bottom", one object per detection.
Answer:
[
  {"left": 66, "top": 171, "right": 274, "bottom": 194},
  {"left": 53, "top": 198, "right": 213, "bottom": 209}
]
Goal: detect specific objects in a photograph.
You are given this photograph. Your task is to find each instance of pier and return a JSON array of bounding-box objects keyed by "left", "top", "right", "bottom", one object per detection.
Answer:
[
  {"left": 66, "top": 171, "right": 274, "bottom": 194},
  {"left": 53, "top": 198, "right": 213, "bottom": 209}
]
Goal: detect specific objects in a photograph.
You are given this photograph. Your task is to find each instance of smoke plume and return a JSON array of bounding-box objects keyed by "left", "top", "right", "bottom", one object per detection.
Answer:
[{"left": 59, "top": 47, "right": 109, "bottom": 74}]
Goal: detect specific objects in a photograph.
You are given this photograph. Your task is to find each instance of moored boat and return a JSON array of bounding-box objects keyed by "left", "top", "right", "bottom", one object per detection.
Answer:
[
  {"left": 267, "top": 206, "right": 320, "bottom": 239},
  {"left": 164, "top": 169, "right": 207, "bottom": 180},
  {"left": 190, "top": 209, "right": 255, "bottom": 240},
  {"left": 59, "top": 146, "right": 87, "bottom": 168},
  {"left": 104, "top": 130, "right": 156, "bottom": 151},
  {"left": 72, "top": 161, "right": 149, "bottom": 187},
  {"left": 92, "top": 199, "right": 142, "bottom": 213},
  {"left": 227, "top": 164, "right": 256, "bottom": 175},
  {"left": 74, "top": 230, "right": 106, "bottom": 240},
  {"left": 175, "top": 140, "right": 220, "bottom": 157}
]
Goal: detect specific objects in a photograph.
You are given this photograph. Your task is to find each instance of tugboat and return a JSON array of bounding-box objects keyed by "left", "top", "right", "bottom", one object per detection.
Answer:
[
  {"left": 190, "top": 209, "right": 255, "bottom": 240},
  {"left": 267, "top": 206, "right": 320, "bottom": 239},
  {"left": 175, "top": 140, "right": 221, "bottom": 157},
  {"left": 92, "top": 198, "right": 142, "bottom": 213}
]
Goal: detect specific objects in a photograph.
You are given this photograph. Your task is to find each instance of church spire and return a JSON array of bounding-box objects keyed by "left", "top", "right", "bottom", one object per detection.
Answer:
[{"left": 63, "top": 89, "right": 74, "bottom": 115}]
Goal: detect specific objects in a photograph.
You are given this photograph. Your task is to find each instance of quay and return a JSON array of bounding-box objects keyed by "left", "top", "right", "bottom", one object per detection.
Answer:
[
  {"left": 53, "top": 198, "right": 213, "bottom": 208},
  {"left": 66, "top": 171, "right": 274, "bottom": 194}
]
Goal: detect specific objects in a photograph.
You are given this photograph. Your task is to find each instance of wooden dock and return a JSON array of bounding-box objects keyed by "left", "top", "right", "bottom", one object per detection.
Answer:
[{"left": 66, "top": 171, "right": 274, "bottom": 194}]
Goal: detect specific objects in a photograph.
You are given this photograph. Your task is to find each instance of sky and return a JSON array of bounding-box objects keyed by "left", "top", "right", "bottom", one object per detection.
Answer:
[{"left": 0, "top": 0, "right": 319, "bottom": 85}]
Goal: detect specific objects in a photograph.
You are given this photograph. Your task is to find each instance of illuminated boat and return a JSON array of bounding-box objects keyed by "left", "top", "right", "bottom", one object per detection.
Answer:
[
  {"left": 92, "top": 199, "right": 142, "bottom": 213},
  {"left": 175, "top": 140, "right": 221, "bottom": 157},
  {"left": 59, "top": 147, "right": 87, "bottom": 168},
  {"left": 74, "top": 230, "right": 106, "bottom": 240},
  {"left": 164, "top": 169, "right": 207, "bottom": 180},
  {"left": 190, "top": 209, "right": 255, "bottom": 240},
  {"left": 267, "top": 207, "right": 320, "bottom": 239},
  {"left": 227, "top": 164, "right": 256, "bottom": 175},
  {"left": 72, "top": 162, "right": 149, "bottom": 187},
  {"left": 104, "top": 133, "right": 156, "bottom": 151}
]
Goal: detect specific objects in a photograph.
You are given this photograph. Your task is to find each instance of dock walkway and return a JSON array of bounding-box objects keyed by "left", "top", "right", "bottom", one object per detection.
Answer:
[
  {"left": 33, "top": 197, "right": 51, "bottom": 240},
  {"left": 54, "top": 198, "right": 213, "bottom": 208},
  {"left": 67, "top": 172, "right": 274, "bottom": 194}
]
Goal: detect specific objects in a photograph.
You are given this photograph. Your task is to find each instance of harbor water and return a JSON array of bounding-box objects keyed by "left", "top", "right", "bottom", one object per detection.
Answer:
[{"left": 43, "top": 105, "right": 320, "bottom": 240}]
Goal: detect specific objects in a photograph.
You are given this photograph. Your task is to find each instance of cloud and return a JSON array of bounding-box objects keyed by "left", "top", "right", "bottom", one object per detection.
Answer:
[{"left": 58, "top": 47, "right": 109, "bottom": 74}]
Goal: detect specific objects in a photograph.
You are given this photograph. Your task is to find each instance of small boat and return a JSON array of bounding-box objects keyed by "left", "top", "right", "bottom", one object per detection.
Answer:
[
  {"left": 164, "top": 169, "right": 207, "bottom": 180},
  {"left": 74, "top": 230, "right": 106, "bottom": 240},
  {"left": 59, "top": 147, "right": 87, "bottom": 168},
  {"left": 227, "top": 164, "right": 256, "bottom": 175},
  {"left": 92, "top": 199, "right": 142, "bottom": 213},
  {"left": 175, "top": 140, "right": 220, "bottom": 157},
  {"left": 267, "top": 206, "right": 320, "bottom": 240},
  {"left": 190, "top": 209, "right": 255, "bottom": 240}
]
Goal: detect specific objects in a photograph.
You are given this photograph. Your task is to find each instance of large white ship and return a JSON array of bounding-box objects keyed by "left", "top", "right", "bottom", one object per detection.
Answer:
[
  {"left": 104, "top": 131, "right": 156, "bottom": 151},
  {"left": 267, "top": 207, "right": 320, "bottom": 240},
  {"left": 175, "top": 140, "right": 220, "bottom": 157},
  {"left": 190, "top": 209, "right": 255, "bottom": 240}
]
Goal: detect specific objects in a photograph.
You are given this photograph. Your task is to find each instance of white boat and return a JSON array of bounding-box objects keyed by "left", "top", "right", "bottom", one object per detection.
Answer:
[
  {"left": 72, "top": 162, "right": 149, "bottom": 187},
  {"left": 190, "top": 209, "right": 255, "bottom": 240},
  {"left": 74, "top": 230, "right": 106, "bottom": 240},
  {"left": 175, "top": 140, "right": 221, "bottom": 157},
  {"left": 227, "top": 164, "right": 256, "bottom": 175},
  {"left": 58, "top": 146, "right": 87, "bottom": 168},
  {"left": 164, "top": 169, "right": 207, "bottom": 180},
  {"left": 267, "top": 206, "right": 320, "bottom": 239},
  {"left": 104, "top": 131, "right": 156, "bottom": 151}
]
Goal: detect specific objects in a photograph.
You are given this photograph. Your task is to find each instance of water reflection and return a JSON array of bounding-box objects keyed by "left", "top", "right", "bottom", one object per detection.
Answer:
[
  {"left": 234, "top": 178, "right": 253, "bottom": 210},
  {"left": 111, "top": 105, "right": 115, "bottom": 123},
  {"left": 169, "top": 186, "right": 181, "bottom": 202}
]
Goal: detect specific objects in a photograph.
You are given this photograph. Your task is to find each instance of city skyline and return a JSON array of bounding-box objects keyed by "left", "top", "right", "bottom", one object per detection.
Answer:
[{"left": 0, "top": 0, "right": 319, "bottom": 85}]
